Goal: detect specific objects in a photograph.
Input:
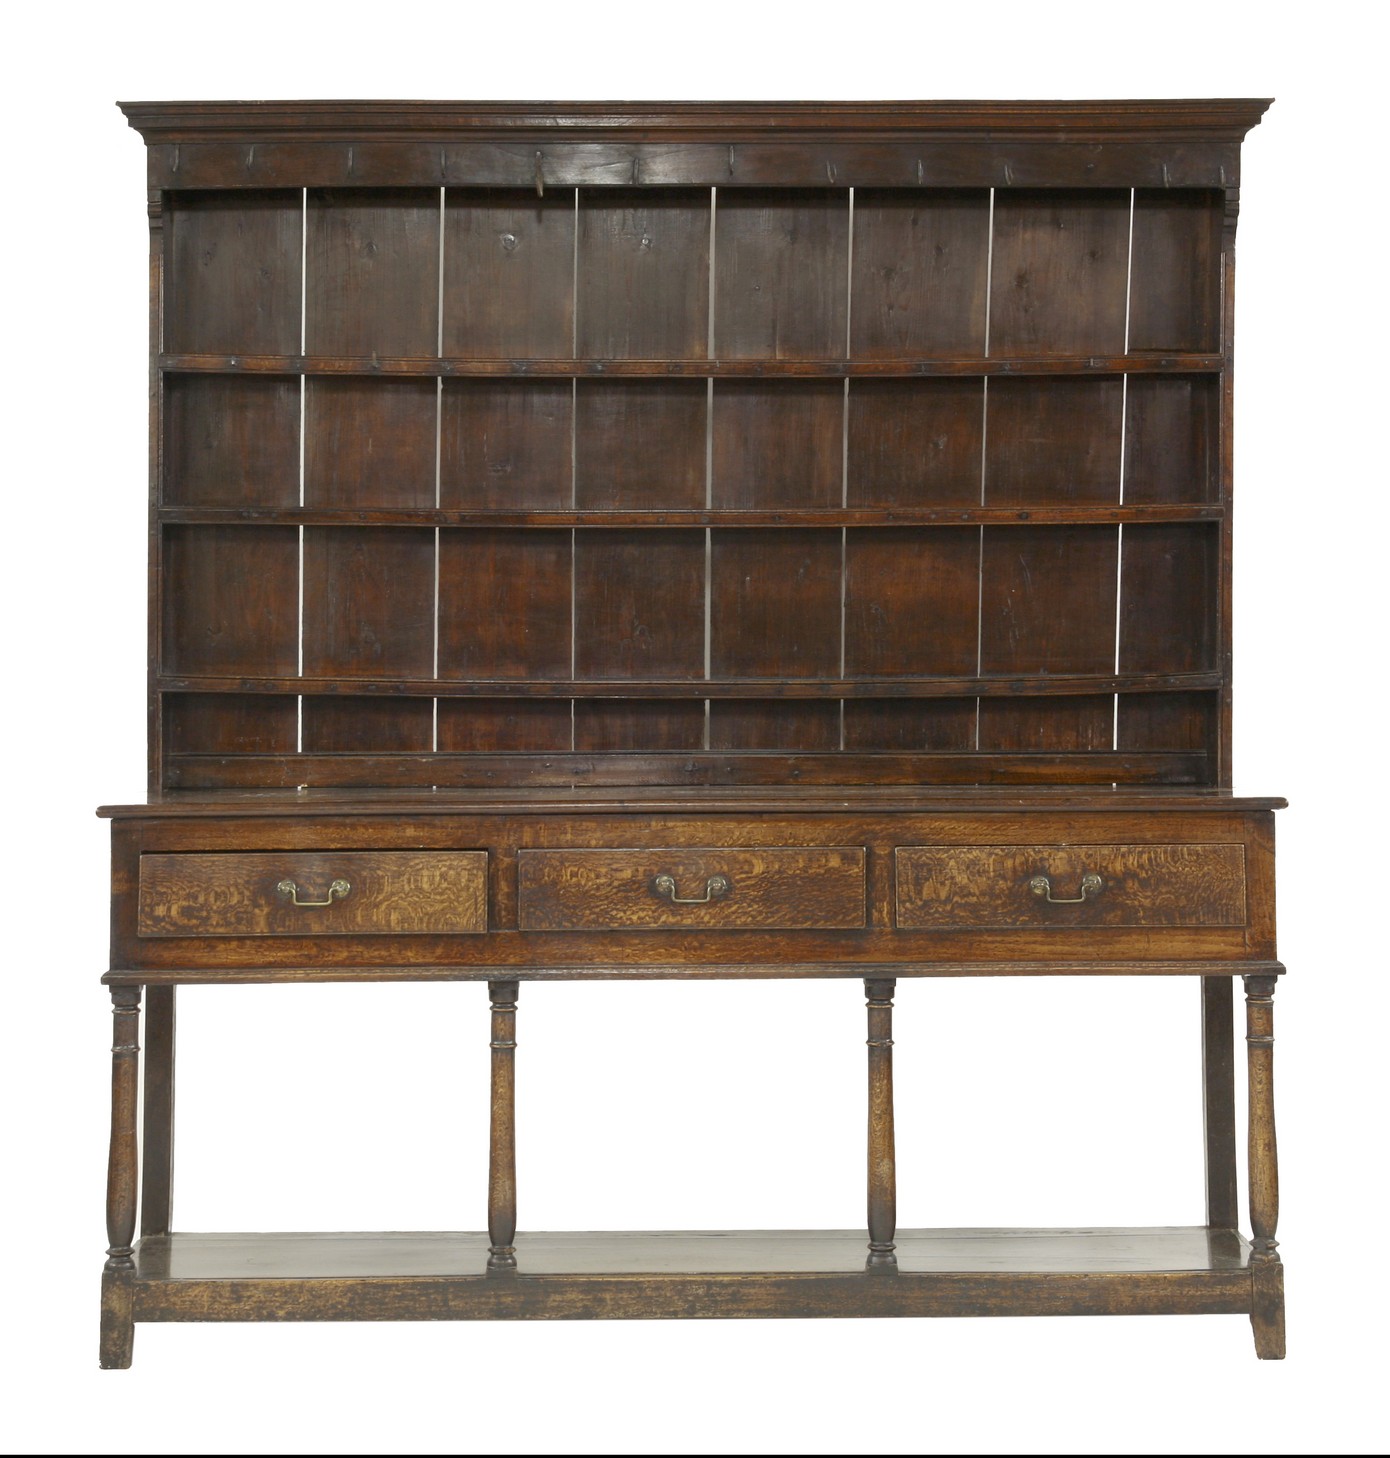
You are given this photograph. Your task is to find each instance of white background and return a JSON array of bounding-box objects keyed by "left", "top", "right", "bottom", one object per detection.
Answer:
[{"left": 2, "top": 3, "right": 1385, "bottom": 1453}]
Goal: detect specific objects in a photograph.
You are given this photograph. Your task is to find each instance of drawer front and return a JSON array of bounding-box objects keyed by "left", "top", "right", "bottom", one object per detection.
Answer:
[
  {"left": 518, "top": 847, "right": 866, "bottom": 931},
  {"left": 895, "top": 844, "right": 1247, "bottom": 930},
  {"left": 138, "top": 852, "right": 488, "bottom": 937}
]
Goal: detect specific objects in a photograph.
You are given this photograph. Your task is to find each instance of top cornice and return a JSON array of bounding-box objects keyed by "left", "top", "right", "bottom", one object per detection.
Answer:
[{"left": 118, "top": 99, "right": 1273, "bottom": 146}]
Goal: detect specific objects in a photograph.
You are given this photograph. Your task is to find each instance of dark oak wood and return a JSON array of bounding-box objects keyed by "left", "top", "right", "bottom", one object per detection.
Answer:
[
  {"left": 159, "top": 351, "right": 1224, "bottom": 378},
  {"left": 1244, "top": 973, "right": 1285, "bottom": 1358},
  {"left": 442, "top": 191, "right": 575, "bottom": 359},
  {"left": 517, "top": 847, "right": 867, "bottom": 931},
  {"left": 1201, "top": 976, "right": 1239, "bottom": 1230},
  {"left": 895, "top": 843, "right": 1246, "bottom": 929},
  {"left": 487, "top": 981, "right": 519, "bottom": 1269},
  {"left": 107, "top": 98, "right": 1283, "bottom": 1364},
  {"left": 155, "top": 670, "right": 1224, "bottom": 699},
  {"left": 101, "top": 989, "right": 141, "bottom": 1369},
  {"left": 865, "top": 979, "right": 897, "bottom": 1267},
  {"left": 131, "top": 1226, "right": 1252, "bottom": 1276},
  {"left": 140, "top": 988, "right": 176, "bottom": 1239},
  {"left": 137, "top": 851, "right": 488, "bottom": 936},
  {"left": 713, "top": 191, "right": 848, "bottom": 359},
  {"left": 165, "top": 191, "right": 301, "bottom": 355},
  {"left": 162, "top": 749, "right": 1210, "bottom": 790},
  {"left": 850, "top": 191, "right": 988, "bottom": 358}
]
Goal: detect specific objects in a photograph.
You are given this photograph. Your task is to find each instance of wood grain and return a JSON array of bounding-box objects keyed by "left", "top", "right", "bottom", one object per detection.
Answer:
[
  {"left": 895, "top": 843, "right": 1247, "bottom": 929},
  {"left": 576, "top": 190, "right": 709, "bottom": 358},
  {"left": 850, "top": 190, "right": 989, "bottom": 358},
  {"left": 978, "top": 526, "right": 1119, "bottom": 675},
  {"left": 711, "top": 382, "right": 843, "bottom": 509},
  {"left": 517, "top": 847, "right": 867, "bottom": 930},
  {"left": 302, "top": 527, "right": 435, "bottom": 678},
  {"left": 574, "top": 531, "right": 705, "bottom": 679},
  {"left": 133, "top": 1225, "right": 1252, "bottom": 1279},
  {"left": 305, "top": 379, "right": 437, "bottom": 507},
  {"left": 1130, "top": 191, "right": 1222, "bottom": 353},
  {"left": 440, "top": 380, "right": 573, "bottom": 510},
  {"left": 1123, "top": 377, "right": 1218, "bottom": 505},
  {"left": 166, "top": 191, "right": 302, "bottom": 355},
  {"left": 443, "top": 190, "right": 575, "bottom": 358},
  {"left": 163, "top": 375, "right": 299, "bottom": 508},
  {"left": 306, "top": 189, "right": 439, "bottom": 357},
  {"left": 710, "top": 530, "right": 841, "bottom": 678},
  {"left": 844, "top": 529, "right": 981, "bottom": 676},
  {"left": 576, "top": 381, "right": 706, "bottom": 509},
  {"left": 984, "top": 379, "right": 1122, "bottom": 505},
  {"left": 138, "top": 851, "right": 488, "bottom": 936},
  {"left": 847, "top": 379, "right": 984, "bottom": 508},
  {"left": 438, "top": 530, "right": 572, "bottom": 680},
  {"left": 714, "top": 190, "right": 848, "bottom": 359},
  {"left": 865, "top": 979, "right": 897, "bottom": 1266},
  {"left": 989, "top": 191, "right": 1130, "bottom": 357},
  {"left": 161, "top": 527, "right": 299, "bottom": 677}
]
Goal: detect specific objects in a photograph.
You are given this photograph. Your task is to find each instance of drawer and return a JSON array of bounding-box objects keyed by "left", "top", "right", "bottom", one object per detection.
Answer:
[
  {"left": 895, "top": 844, "right": 1246, "bottom": 930},
  {"left": 137, "top": 852, "right": 488, "bottom": 937},
  {"left": 518, "top": 847, "right": 866, "bottom": 931}
]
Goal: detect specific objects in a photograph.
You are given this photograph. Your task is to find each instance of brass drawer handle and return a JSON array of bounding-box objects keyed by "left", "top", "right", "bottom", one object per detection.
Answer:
[
  {"left": 1029, "top": 873, "right": 1103, "bottom": 905},
  {"left": 276, "top": 877, "right": 351, "bottom": 908},
  {"left": 650, "top": 873, "right": 731, "bottom": 905}
]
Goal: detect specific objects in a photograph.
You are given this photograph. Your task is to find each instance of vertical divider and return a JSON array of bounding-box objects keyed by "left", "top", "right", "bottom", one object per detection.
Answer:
[
  {"left": 296, "top": 188, "right": 307, "bottom": 755},
  {"left": 974, "top": 188, "right": 995, "bottom": 751},
  {"left": 705, "top": 187, "right": 716, "bottom": 748},
  {"left": 571, "top": 188, "right": 580, "bottom": 751},
  {"left": 840, "top": 188, "right": 853, "bottom": 748},
  {"left": 148, "top": 190, "right": 166, "bottom": 791},
  {"left": 1114, "top": 188, "right": 1136, "bottom": 752},
  {"left": 434, "top": 186, "right": 445, "bottom": 756}
]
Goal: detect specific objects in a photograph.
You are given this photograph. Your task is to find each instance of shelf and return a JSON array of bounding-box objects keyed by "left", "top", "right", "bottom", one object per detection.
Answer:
[
  {"left": 159, "top": 353, "right": 1226, "bottom": 380},
  {"left": 158, "top": 671, "right": 1222, "bottom": 700},
  {"left": 164, "top": 749, "right": 1210, "bottom": 790},
  {"left": 130, "top": 1228, "right": 1255, "bottom": 1323},
  {"left": 159, "top": 505, "right": 1224, "bottom": 528}
]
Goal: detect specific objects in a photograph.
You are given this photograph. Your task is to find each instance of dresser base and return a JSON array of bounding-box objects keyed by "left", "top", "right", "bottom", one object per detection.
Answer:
[{"left": 112, "top": 1227, "right": 1267, "bottom": 1348}]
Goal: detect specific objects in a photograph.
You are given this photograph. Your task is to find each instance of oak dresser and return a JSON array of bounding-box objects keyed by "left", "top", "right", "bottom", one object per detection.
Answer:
[{"left": 100, "top": 99, "right": 1284, "bottom": 1365}]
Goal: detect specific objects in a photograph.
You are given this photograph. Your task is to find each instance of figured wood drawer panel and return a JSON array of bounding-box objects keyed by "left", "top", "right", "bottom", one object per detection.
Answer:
[
  {"left": 895, "top": 844, "right": 1246, "bottom": 929},
  {"left": 138, "top": 852, "right": 488, "bottom": 936},
  {"left": 518, "top": 847, "right": 866, "bottom": 930}
]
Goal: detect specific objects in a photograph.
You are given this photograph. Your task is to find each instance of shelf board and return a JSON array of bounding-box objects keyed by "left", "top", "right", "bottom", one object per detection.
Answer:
[
  {"left": 158, "top": 671, "right": 1222, "bottom": 700},
  {"left": 137, "top": 1227, "right": 1252, "bottom": 1278},
  {"left": 159, "top": 505, "right": 1223, "bottom": 528},
  {"left": 159, "top": 352, "right": 1225, "bottom": 380},
  {"left": 164, "top": 749, "right": 1209, "bottom": 790},
  {"left": 130, "top": 1228, "right": 1254, "bottom": 1324}
]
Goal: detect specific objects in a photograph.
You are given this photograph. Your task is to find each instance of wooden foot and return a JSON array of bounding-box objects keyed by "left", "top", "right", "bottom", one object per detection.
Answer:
[
  {"left": 865, "top": 978, "right": 897, "bottom": 1270},
  {"left": 487, "top": 980, "right": 519, "bottom": 1271},
  {"left": 100, "top": 1269, "right": 134, "bottom": 1369},
  {"left": 1250, "top": 1258, "right": 1286, "bottom": 1359}
]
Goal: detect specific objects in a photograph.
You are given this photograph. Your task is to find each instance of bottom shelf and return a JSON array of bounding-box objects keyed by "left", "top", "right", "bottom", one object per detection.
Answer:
[{"left": 130, "top": 1227, "right": 1254, "bottom": 1322}]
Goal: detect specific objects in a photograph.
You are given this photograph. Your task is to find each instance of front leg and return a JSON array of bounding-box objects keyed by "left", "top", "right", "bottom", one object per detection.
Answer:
[
  {"left": 1244, "top": 972, "right": 1285, "bottom": 1359},
  {"left": 100, "top": 987, "right": 141, "bottom": 1369}
]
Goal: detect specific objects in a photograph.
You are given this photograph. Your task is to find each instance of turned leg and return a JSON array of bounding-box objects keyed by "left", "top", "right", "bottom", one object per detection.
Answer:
[
  {"left": 101, "top": 987, "right": 141, "bottom": 1369},
  {"left": 1244, "top": 973, "right": 1285, "bottom": 1359},
  {"left": 141, "top": 986, "right": 175, "bottom": 1237},
  {"left": 487, "top": 980, "right": 519, "bottom": 1270},
  {"left": 1201, "top": 977, "right": 1239, "bottom": 1229},
  {"left": 865, "top": 978, "right": 897, "bottom": 1269}
]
